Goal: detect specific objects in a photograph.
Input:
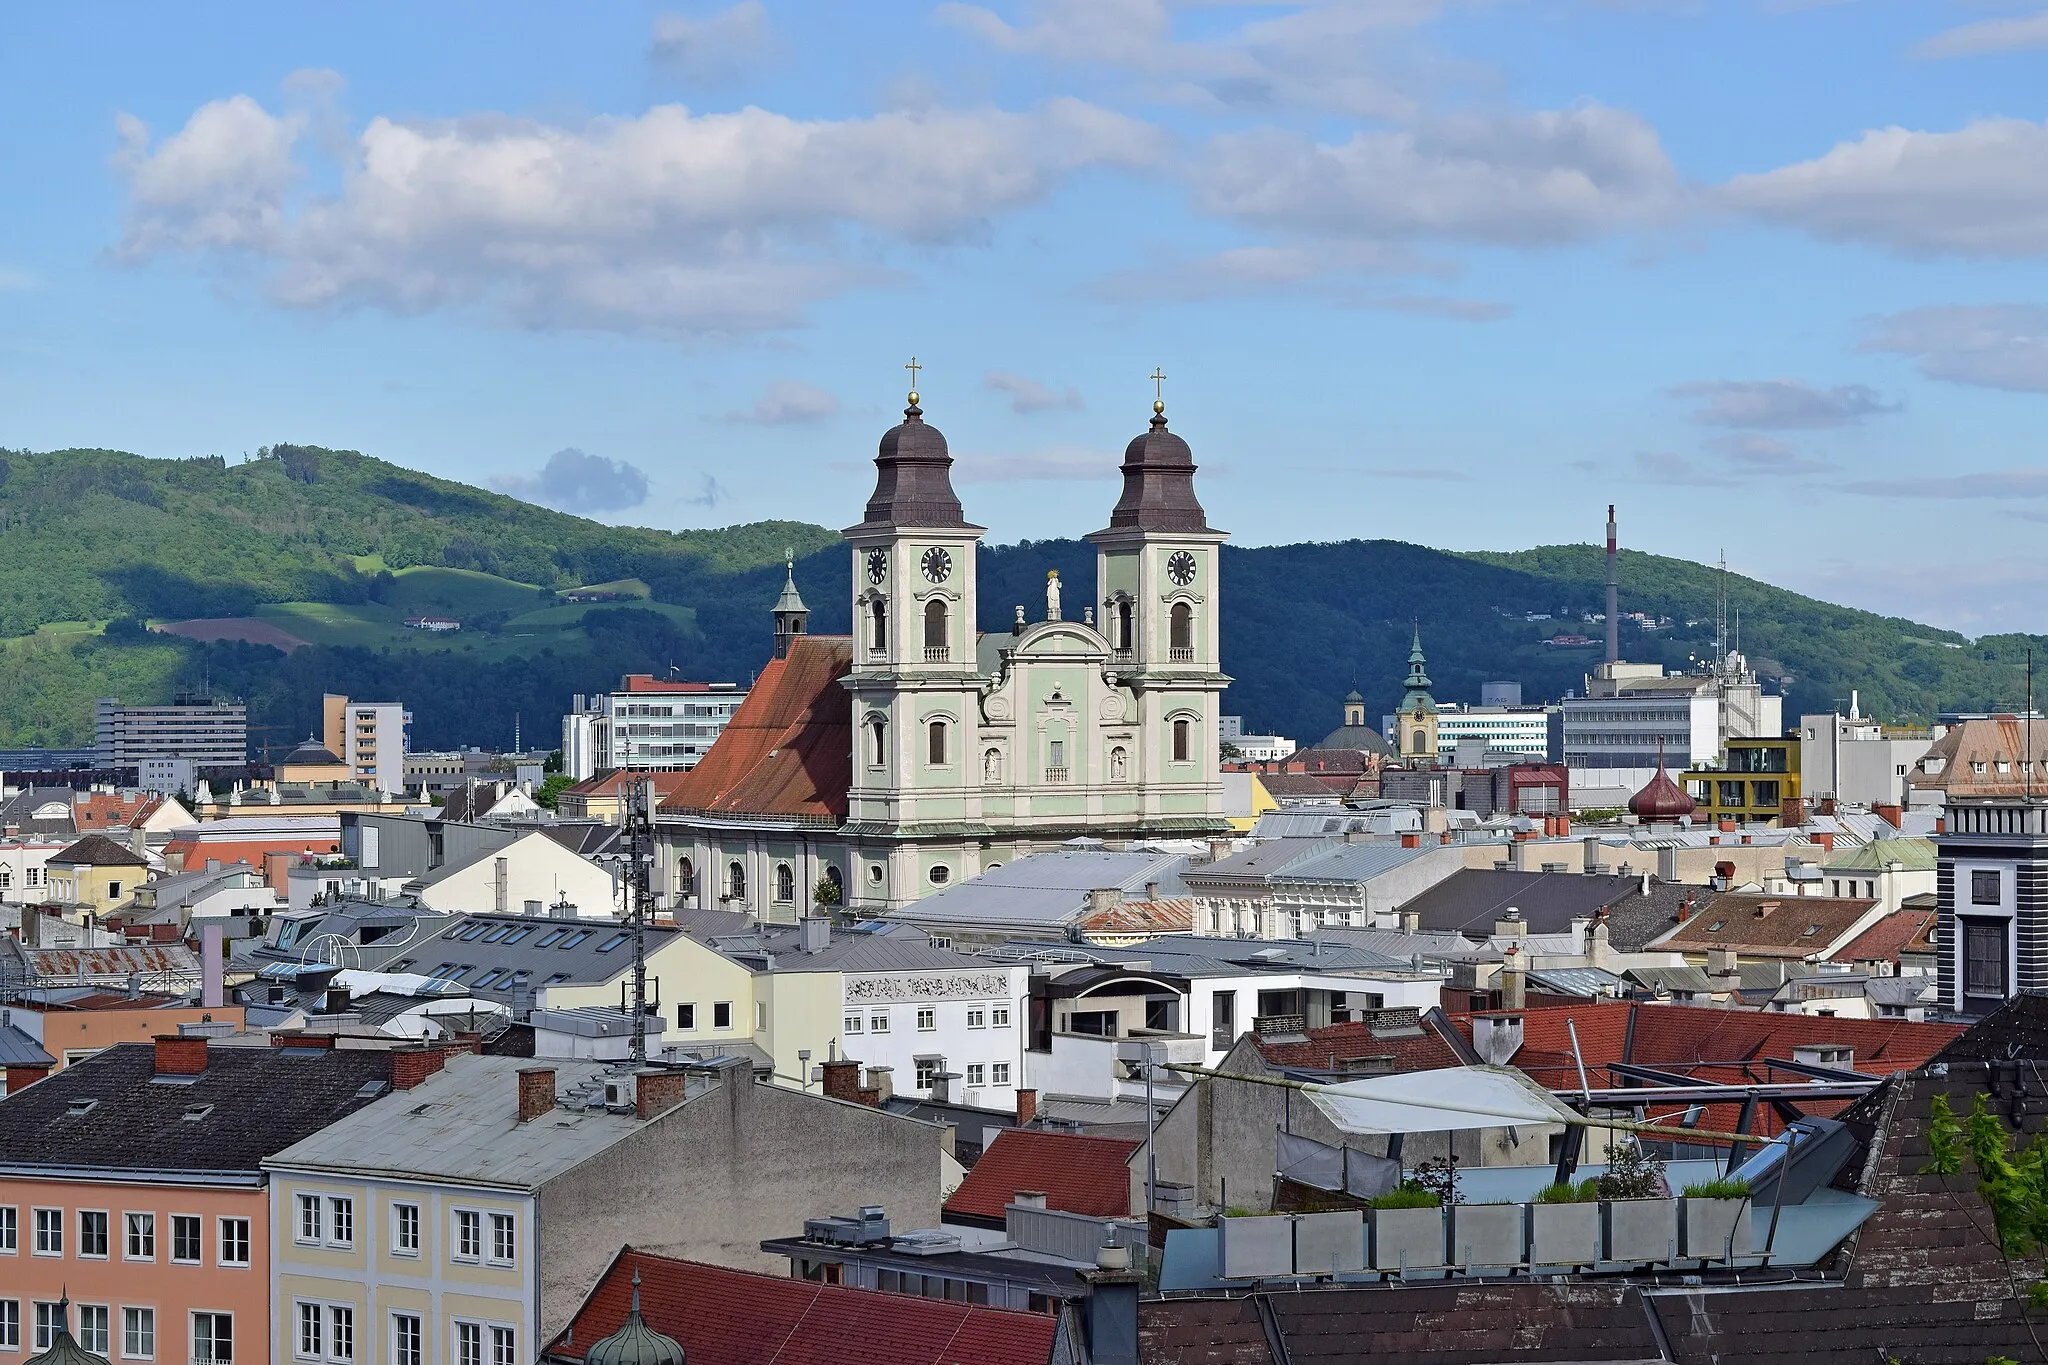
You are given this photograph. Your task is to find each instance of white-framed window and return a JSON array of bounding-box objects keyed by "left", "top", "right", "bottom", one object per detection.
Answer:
[
  {"left": 916, "top": 1007, "right": 936, "bottom": 1031},
  {"left": 392, "top": 1202, "right": 421, "bottom": 1256},
  {"left": 915, "top": 1058, "right": 938, "bottom": 1090},
  {"left": 454, "top": 1209, "right": 482, "bottom": 1262},
  {"left": 124, "top": 1211, "right": 154, "bottom": 1260},
  {"left": 0, "top": 1300, "right": 17, "bottom": 1351},
  {"left": 870, "top": 1012, "right": 891, "bottom": 1034},
  {"left": 77, "top": 1305, "right": 108, "bottom": 1355},
  {"left": 297, "top": 1304, "right": 323, "bottom": 1360},
  {"left": 296, "top": 1193, "right": 323, "bottom": 1245},
  {"left": 966, "top": 1064, "right": 986, "bottom": 1086},
  {"left": 755, "top": 1001, "right": 768, "bottom": 1031},
  {"left": 218, "top": 1217, "right": 250, "bottom": 1267},
  {"left": 123, "top": 1305, "right": 155, "bottom": 1360},
  {"left": 489, "top": 1213, "right": 516, "bottom": 1266},
  {"left": 326, "top": 1197, "right": 354, "bottom": 1249},
  {"left": 192, "top": 1311, "right": 233, "bottom": 1364},
  {"left": 0, "top": 1205, "right": 14, "bottom": 1252},
  {"left": 391, "top": 1313, "right": 422, "bottom": 1365},
  {"left": 31, "top": 1208, "right": 60, "bottom": 1256},
  {"left": 330, "top": 1306, "right": 355, "bottom": 1363},
  {"left": 491, "top": 1326, "right": 516, "bottom": 1365},
  {"left": 992, "top": 1005, "right": 1012, "bottom": 1028},
  {"left": 457, "top": 1322, "right": 483, "bottom": 1365},
  {"left": 171, "top": 1214, "right": 201, "bottom": 1264},
  {"left": 843, "top": 1014, "right": 863, "bottom": 1035},
  {"left": 992, "top": 1062, "right": 1012, "bottom": 1085},
  {"left": 966, "top": 1008, "right": 985, "bottom": 1028},
  {"left": 713, "top": 1001, "right": 733, "bottom": 1030},
  {"left": 32, "top": 1303, "right": 61, "bottom": 1352},
  {"left": 78, "top": 1209, "right": 108, "bottom": 1259}
]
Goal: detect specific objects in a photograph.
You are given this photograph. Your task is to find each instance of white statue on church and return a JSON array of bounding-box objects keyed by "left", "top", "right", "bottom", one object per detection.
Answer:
[{"left": 1045, "top": 569, "right": 1062, "bottom": 621}]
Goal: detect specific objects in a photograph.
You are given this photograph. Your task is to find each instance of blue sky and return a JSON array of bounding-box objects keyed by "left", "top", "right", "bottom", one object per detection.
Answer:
[{"left": 6, "top": 2, "right": 2048, "bottom": 634}]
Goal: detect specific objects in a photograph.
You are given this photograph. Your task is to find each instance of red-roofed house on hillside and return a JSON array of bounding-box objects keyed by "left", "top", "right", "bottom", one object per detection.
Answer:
[
  {"left": 652, "top": 395, "right": 1239, "bottom": 922},
  {"left": 943, "top": 1128, "right": 1143, "bottom": 1229},
  {"left": 544, "top": 1247, "right": 1060, "bottom": 1365}
]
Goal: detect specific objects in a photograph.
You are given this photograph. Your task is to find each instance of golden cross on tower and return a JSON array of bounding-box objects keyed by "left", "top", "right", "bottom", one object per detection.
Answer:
[
  {"left": 904, "top": 356, "right": 922, "bottom": 405},
  {"left": 1150, "top": 366, "right": 1167, "bottom": 414}
]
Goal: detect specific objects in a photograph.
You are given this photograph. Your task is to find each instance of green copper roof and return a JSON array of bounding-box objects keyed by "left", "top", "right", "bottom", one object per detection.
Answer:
[
  {"left": 773, "top": 554, "right": 808, "bottom": 614},
  {"left": 1821, "top": 836, "right": 1937, "bottom": 874},
  {"left": 1401, "top": 624, "right": 1435, "bottom": 710}
]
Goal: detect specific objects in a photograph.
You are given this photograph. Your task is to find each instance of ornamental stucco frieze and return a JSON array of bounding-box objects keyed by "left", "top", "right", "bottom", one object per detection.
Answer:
[{"left": 844, "top": 971, "right": 1014, "bottom": 1003}]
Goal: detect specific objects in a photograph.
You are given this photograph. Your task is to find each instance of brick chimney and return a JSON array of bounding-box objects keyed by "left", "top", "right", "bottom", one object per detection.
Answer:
[
  {"left": 1015, "top": 1087, "right": 1038, "bottom": 1126},
  {"left": 635, "top": 1068, "right": 689, "bottom": 1120},
  {"left": 820, "top": 1057, "right": 862, "bottom": 1104},
  {"left": 391, "top": 1047, "right": 448, "bottom": 1091},
  {"left": 1814, "top": 831, "right": 1835, "bottom": 852},
  {"left": 153, "top": 1035, "right": 208, "bottom": 1076},
  {"left": 517, "top": 1066, "right": 557, "bottom": 1122},
  {"left": 1874, "top": 803, "right": 1904, "bottom": 830},
  {"left": 1399, "top": 832, "right": 1420, "bottom": 849},
  {"left": 1719, "top": 817, "right": 1737, "bottom": 833},
  {"left": 5, "top": 1062, "right": 51, "bottom": 1093}
]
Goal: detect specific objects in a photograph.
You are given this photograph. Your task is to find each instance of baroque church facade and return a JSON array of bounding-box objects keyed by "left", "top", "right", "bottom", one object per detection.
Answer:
[{"left": 654, "top": 387, "right": 1232, "bottom": 917}]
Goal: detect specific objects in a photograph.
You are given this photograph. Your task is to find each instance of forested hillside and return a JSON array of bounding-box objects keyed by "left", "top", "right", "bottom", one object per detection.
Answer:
[{"left": 0, "top": 444, "right": 2036, "bottom": 754}]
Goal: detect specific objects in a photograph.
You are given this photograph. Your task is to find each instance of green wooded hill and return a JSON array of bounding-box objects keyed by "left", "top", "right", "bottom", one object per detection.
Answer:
[{"left": 0, "top": 443, "right": 2036, "bottom": 755}]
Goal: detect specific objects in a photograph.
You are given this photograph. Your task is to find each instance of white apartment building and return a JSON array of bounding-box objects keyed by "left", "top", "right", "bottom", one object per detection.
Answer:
[
  {"left": 94, "top": 695, "right": 248, "bottom": 766},
  {"left": 1220, "top": 716, "right": 1296, "bottom": 763},
  {"left": 561, "top": 677, "right": 747, "bottom": 780},
  {"left": 1383, "top": 704, "right": 1553, "bottom": 759},
  {"left": 322, "top": 695, "right": 411, "bottom": 795},
  {"left": 1801, "top": 702, "right": 1934, "bottom": 808}
]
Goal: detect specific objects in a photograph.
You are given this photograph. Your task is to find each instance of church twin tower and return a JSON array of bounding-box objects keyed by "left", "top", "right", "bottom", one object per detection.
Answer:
[{"left": 829, "top": 381, "right": 1232, "bottom": 907}]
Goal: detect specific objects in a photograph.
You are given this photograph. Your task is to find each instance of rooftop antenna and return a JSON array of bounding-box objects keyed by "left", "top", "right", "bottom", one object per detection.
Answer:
[
  {"left": 603, "top": 778, "right": 657, "bottom": 1065},
  {"left": 1714, "top": 550, "right": 1729, "bottom": 673},
  {"left": 2030, "top": 648, "right": 2036, "bottom": 802}
]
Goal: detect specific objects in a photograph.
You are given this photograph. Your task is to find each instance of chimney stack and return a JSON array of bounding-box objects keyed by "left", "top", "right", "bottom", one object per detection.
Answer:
[
  {"left": 200, "top": 919, "right": 225, "bottom": 1010},
  {"left": 635, "top": 1068, "right": 689, "bottom": 1119},
  {"left": 1498, "top": 946, "right": 1526, "bottom": 1011},
  {"left": 516, "top": 1066, "right": 556, "bottom": 1122},
  {"left": 391, "top": 1047, "right": 448, "bottom": 1091},
  {"left": 1605, "top": 503, "right": 1620, "bottom": 666},
  {"left": 153, "top": 1035, "right": 208, "bottom": 1077},
  {"left": 820, "top": 1057, "right": 862, "bottom": 1104},
  {"left": 1015, "top": 1087, "right": 1038, "bottom": 1126},
  {"left": 801, "top": 917, "right": 831, "bottom": 954}
]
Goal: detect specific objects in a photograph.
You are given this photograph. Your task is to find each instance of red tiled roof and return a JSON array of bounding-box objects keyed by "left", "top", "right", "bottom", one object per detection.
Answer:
[
  {"left": 1837, "top": 909, "right": 1938, "bottom": 966},
  {"left": 1080, "top": 897, "right": 1194, "bottom": 936},
  {"left": 1445, "top": 1001, "right": 1966, "bottom": 1137},
  {"left": 549, "top": 1248, "right": 1057, "bottom": 1365},
  {"left": 944, "top": 1128, "right": 1140, "bottom": 1223},
  {"left": 562, "top": 770, "right": 693, "bottom": 800},
  {"left": 1659, "top": 892, "right": 1879, "bottom": 957},
  {"left": 659, "top": 637, "right": 853, "bottom": 823},
  {"left": 619, "top": 675, "right": 716, "bottom": 693},
  {"left": 71, "top": 792, "right": 165, "bottom": 831},
  {"left": 1256, "top": 1017, "right": 1467, "bottom": 1073}
]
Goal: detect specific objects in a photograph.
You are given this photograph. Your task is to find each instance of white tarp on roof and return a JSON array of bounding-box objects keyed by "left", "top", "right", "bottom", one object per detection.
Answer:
[{"left": 1303, "top": 1065, "right": 1580, "bottom": 1136}]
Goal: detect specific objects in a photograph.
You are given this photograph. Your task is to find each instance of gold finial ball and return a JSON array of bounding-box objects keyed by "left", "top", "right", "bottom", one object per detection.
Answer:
[
  {"left": 1153, "top": 398, "right": 1165, "bottom": 415},
  {"left": 907, "top": 390, "right": 920, "bottom": 407}
]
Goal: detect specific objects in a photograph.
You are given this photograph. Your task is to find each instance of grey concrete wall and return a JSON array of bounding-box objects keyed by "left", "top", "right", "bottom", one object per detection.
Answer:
[{"left": 535, "top": 1071, "right": 943, "bottom": 1339}]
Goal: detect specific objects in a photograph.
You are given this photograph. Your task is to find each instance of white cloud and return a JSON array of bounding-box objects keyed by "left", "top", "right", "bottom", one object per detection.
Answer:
[
  {"left": 1093, "top": 242, "right": 1444, "bottom": 302},
  {"left": 111, "top": 92, "right": 1164, "bottom": 334},
  {"left": 1910, "top": 9, "right": 2048, "bottom": 59},
  {"left": 1862, "top": 305, "right": 2048, "bottom": 392},
  {"left": 1725, "top": 118, "right": 2048, "bottom": 256},
  {"left": 1844, "top": 468, "right": 2048, "bottom": 500},
  {"left": 937, "top": 0, "right": 1437, "bottom": 119},
  {"left": 724, "top": 379, "right": 840, "bottom": 424},
  {"left": 1670, "top": 379, "right": 1897, "bottom": 428},
  {"left": 984, "top": 370, "right": 1084, "bottom": 413},
  {"left": 493, "top": 447, "right": 650, "bottom": 512},
  {"left": 1194, "top": 105, "right": 1681, "bottom": 246},
  {"left": 1702, "top": 433, "right": 1838, "bottom": 475},
  {"left": 651, "top": 3, "right": 773, "bottom": 82}
]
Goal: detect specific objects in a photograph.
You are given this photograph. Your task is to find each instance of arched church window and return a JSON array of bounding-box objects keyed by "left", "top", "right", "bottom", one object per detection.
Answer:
[
  {"left": 870, "top": 598, "right": 888, "bottom": 653},
  {"left": 928, "top": 719, "right": 949, "bottom": 766},
  {"left": 1170, "top": 602, "right": 1193, "bottom": 656},
  {"left": 727, "top": 861, "right": 746, "bottom": 901},
  {"left": 825, "top": 864, "right": 843, "bottom": 893},
  {"left": 924, "top": 599, "right": 947, "bottom": 656},
  {"left": 983, "top": 748, "right": 1003, "bottom": 784},
  {"left": 868, "top": 717, "right": 887, "bottom": 767},
  {"left": 676, "top": 857, "right": 694, "bottom": 902},
  {"left": 1110, "top": 746, "right": 1129, "bottom": 781},
  {"left": 1172, "top": 719, "right": 1192, "bottom": 763},
  {"left": 775, "top": 862, "right": 795, "bottom": 903},
  {"left": 1411, "top": 728, "right": 1429, "bottom": 755},
  {"left": 1116, "top": 600, "right": 1133, "bottom": 653}
]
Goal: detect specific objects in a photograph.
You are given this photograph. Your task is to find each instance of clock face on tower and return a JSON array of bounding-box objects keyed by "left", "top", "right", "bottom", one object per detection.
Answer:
[
  {"left": 921, "top": 547, "right": 953, "bottom": 584},
  {"left": 865, "top": 549, "right": 888, "bottom": 584},
  {"left": 1167, "top": 550, "right": 1198, "bottom": 587}
]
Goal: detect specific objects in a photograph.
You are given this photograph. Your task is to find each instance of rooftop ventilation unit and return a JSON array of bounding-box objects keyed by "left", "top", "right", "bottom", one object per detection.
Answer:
[
  {"left": 890, "top": 1229, "right": 963, "bottom": 1257},
  {"left": 802, "top": 1207, "right": 892, "bottom": 1247}
]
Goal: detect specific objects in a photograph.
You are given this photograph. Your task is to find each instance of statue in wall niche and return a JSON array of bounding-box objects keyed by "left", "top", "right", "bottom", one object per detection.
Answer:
[
  {"left": 984, "top": 748, "right": 1003, "bottom": 784},
  {"left": 1046, "top": 569, "right": 1062, "bottom": 621},
  {"left": 1111, "top": 747, "right": 1128, "bottom": 782}
]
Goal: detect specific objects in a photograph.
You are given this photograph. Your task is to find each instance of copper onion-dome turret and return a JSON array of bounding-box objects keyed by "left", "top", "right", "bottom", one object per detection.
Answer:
[
  {"left": 1628, "top": 743, "right": 1696, "bottom": 821},
  {"left": 585, "top": 1268, "right": 686, "bottom": 1365}
]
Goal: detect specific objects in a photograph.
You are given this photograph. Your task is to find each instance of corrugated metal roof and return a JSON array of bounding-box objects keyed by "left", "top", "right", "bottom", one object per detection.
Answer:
[
  {"left": 1270, "top": 843, "right": 1432, "bottom": 884},
  {"left": 884, "top": 850, "right": 1192, "bottom": 931},
  {"left": 0, "top": 1021, "right": 54, "bottom": 1068}
]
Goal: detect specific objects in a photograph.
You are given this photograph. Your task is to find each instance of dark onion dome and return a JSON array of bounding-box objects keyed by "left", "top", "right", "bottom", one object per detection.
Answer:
[
  {"left": 845, "top": 396, "right": 981, "bottom": 534},
  {"left": 1099, "top": 400, "right": 1211, "bottom": 534},
  {"left": 1317, "top": 725, "right": 1393, "bottom": 757},
  {"left": 585, "top": 1269, "right": 686, "bottom": 1365},
  {"left": 25, "top": 1297, "right": 111, "bottom": 1365},
  {"left": 1628, "top": 764, "right": 1696, "bottom": 821}
]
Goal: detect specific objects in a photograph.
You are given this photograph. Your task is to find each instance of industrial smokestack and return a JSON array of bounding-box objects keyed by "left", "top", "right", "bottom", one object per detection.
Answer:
[{"left": 1605, "top": 503, "right": 1619, "bottom": 665}]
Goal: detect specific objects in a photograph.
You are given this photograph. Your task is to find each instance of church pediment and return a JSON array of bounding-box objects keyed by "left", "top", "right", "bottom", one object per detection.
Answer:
[{"left": 1006, "top": 621, "right": 1111, "bottom": 658}]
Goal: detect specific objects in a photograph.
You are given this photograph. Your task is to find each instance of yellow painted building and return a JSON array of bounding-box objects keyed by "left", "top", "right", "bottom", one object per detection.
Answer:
[
  {"left": 1683, "top": 735, "right": 1801, "bottom": 825},
  {"left": 44, "top": 833, "right": 152, "bottom": 914}
]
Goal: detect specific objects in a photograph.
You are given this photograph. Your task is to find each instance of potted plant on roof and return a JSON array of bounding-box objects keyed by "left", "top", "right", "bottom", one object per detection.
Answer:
[
  {"left": 1369, "top": 1156, "right": 1452, "bottom": 1274},
  {"left": 1598, "top": 1139, "right": 1677, "bottom": 1265},
  {"left": 1679, "top": 1175, "right": 1753, "bottom": 1261},
  {"left": 1526, "top": 1177, "right": 1601, "bottom": 1267},
  {"left": 1449, "top": 1196, "right": 1523, "bottom": 1270}
]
